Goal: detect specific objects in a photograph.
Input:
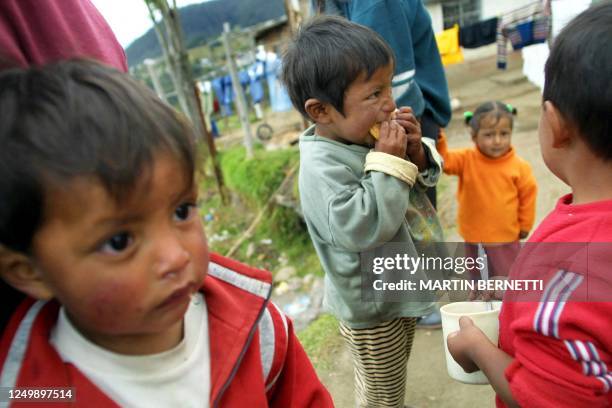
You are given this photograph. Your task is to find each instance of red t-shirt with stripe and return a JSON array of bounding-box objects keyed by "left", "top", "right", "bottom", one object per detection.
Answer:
[{"left": 498, "top": 194, "right": 612, "bottom": 407}]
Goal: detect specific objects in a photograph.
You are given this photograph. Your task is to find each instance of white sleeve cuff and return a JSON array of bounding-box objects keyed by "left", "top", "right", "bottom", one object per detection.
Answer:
[{"left": 364, "top": 151, "right": 418, "bottom": 187}]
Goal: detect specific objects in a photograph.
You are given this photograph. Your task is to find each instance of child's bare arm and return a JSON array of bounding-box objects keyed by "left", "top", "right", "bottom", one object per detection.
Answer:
[{"left": 447, "top": 317, "right": 519, "bottom": 408}]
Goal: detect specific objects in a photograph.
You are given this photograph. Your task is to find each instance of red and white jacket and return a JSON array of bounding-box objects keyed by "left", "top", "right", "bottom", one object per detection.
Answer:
[{"left": 0, "top": 253, "right": 334, "bottom": 407}]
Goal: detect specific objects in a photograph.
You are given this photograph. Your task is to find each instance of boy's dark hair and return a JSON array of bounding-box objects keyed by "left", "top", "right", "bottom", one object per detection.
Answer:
[
  {"left": 0, "top": 59, "right": 196, "bottom": 254},
  {"left": 465, "top": 101, "right": 517, "bottom": 133},
  {"left": 281, "top": 15, "right": 394, "bottom": 119},
  {"left": 543, "top": 2, "right": 612, "bottom": 160}
]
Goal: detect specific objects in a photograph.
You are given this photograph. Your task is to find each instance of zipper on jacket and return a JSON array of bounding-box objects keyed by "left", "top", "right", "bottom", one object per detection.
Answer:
[{"left": 212, "top": 284, "right": 273, "bottom": 407}]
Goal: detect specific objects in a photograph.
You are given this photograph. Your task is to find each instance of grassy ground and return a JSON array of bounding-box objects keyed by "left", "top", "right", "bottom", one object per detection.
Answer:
[
  {"left": 199, "top": 143, "right": 323, "bottom": 277},
  {"left": 297, "top": 314, "right": 344, "bottom": 370}
]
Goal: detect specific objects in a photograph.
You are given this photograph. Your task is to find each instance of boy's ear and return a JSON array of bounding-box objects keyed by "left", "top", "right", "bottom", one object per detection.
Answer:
[
  {"left": 543, "top": 101, "right": 572, "bottom": 148},
  {"left": 0, "top": 246, "right": 53, "bottom": 300},
  {"left": 304, "top": 98, "right": 332, "bottom": 124}
]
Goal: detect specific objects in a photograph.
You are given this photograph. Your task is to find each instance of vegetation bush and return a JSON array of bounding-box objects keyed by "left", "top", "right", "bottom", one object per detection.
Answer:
[
  {"left": 200, "top": 144, "right": 323, "bottom": 277},
  {"left": 219, "top": 145, "right": 298, "bottom": 205}
]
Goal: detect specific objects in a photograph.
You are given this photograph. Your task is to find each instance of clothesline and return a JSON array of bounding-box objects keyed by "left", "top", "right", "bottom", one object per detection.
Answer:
[
  {"left": 500, "top": 1, "right": 543, "bottom": 16},
  {"left": 498, "top": 1, "right": 546, "bottom": 26},
  {"left": 433, "top": 1, "right": 550, "bottom": 70}
]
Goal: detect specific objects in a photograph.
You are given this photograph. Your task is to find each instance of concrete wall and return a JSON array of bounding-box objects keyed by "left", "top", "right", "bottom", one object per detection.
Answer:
[
  {"left": 425, "top": 2, "right": 445, "bottom": 33},
  {"left": 480, "top": 0, "right": 536, "bottom": 20}
]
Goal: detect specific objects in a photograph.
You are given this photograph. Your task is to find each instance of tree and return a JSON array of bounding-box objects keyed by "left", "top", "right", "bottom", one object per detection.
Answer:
[
  {"left": 144, "top": 0, "right": 226, "bottom": 202},
  {"left": 144, "top": 0, "right": 200, "bottom": 135}
]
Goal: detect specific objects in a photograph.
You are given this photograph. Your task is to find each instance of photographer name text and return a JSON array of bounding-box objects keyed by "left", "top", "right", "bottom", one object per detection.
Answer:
[{"left": 372, "top": 279, "right": 543, "bottom": 292}]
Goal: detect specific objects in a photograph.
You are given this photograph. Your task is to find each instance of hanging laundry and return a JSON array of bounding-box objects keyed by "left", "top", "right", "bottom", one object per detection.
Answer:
[
  {"left": 435, "top": 24, "right": 464, "bottom": 66},
  {"left": 199, "top": 81, "right": 214, "bottom": 117},
  {"left": 248, "top": 59, "right": 266, "bottom": 119},
  {"left": 506, "top": 19, "right": 549, "bottom": 49},
  {"left": 459, "top": 17, "right": 498, "bottom": 49},
  {"left": 238, "top": 70, "right": 250, "bottom": 91},
  {"left": 264, "top": 53, "right": 293, "bottom": 112},
  {"left": 221, "top": 75, "right": 234, "bottom": 116},
  {"left": 497, "top": 2, "right": 550, "bottom": 69},
  {"left": 197, "top": 81, "right": 220, "bottom": 137},
  {"left": 211, "top": 77, "right": 230, "bottom": 117},
  {"left": 248, "top": 60, "right": 265, "bottom": 105}
]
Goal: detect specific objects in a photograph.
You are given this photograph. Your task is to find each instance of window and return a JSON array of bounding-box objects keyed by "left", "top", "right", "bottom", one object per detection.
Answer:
[{"left": 442, "top": 0, "right": 481, "bottom": 29}]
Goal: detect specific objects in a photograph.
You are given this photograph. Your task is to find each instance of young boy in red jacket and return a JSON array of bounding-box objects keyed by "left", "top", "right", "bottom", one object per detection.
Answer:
[
  {"left": 447, "top": 3, "right": 612, "bottom": 408},
  {"left": 0, "top": 60, "right": 332, "bottom": 407}
]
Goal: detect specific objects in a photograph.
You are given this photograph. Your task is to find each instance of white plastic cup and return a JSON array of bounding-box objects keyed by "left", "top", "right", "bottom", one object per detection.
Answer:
[{"left": 440, "top": 301, "right": 502, "bottom": 384}]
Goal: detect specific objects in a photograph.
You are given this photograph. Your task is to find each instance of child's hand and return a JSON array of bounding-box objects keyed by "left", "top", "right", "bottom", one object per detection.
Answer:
[
  {"left": 374, "top": 120, "right": 407, "bottom": 159},
  {"left": 394, "top": 107, "right": 427, "bottom": 170},
  {"left": 447, "top": 316, "right": 491, "bottom": 373}
]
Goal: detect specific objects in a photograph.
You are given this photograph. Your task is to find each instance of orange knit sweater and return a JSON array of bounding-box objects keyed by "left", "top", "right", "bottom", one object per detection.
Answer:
[{"left": 437, "top": 133, "right": 537, "bottom": 242}]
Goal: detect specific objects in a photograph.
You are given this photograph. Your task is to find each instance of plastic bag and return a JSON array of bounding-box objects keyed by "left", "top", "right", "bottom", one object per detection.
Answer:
[{"left": 406, "top": 187, "right": 444, "bottom": 243}]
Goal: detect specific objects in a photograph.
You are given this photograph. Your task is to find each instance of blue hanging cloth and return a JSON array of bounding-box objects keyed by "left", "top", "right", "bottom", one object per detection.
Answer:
[
  {"left": 265, "top": 55, "right": 293, "bottom": 112},
  {"left": 221, "top": 75, "right": 234, "bottom": 116},
  {"left": 248, "top": 60, "right": 265, "bottom": 104}
]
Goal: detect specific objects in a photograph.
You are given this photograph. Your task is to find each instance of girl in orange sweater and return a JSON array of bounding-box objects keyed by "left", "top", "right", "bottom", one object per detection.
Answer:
[{"left": 437, "top": 101, "right": 537, "bottom": 279}]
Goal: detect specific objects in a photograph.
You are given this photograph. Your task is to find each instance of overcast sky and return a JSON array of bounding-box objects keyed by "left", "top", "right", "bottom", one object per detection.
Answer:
[{"left": 91, "top": 0, "right": 208, "bottom": 48}]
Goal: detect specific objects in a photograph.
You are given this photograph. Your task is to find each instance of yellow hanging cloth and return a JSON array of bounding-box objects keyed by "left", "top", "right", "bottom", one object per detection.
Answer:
[{"left": 435, "top": 24, "right": 464, "bottom": 66}]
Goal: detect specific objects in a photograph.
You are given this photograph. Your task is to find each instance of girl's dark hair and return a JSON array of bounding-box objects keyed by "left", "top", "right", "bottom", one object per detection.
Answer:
[
  {"left": 0, "top": 59, "right": 197, "bottom": 254},
  {"left": 465, "top": 101, "right": 517, "bottom": 133}
]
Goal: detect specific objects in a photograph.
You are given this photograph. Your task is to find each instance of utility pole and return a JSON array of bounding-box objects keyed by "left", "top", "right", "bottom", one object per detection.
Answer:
[
  {"left": 222, "top": 22, "right": 254, "bottom": 159},
  {"left": 284, "top": 0, "right": 303, "bottom": 31},
  {"left": 143, "top": 59, "right": 166, "bottom": 102},
  {"left": 144, "top": 0, "right": 230, "bottom": 201},
  {"left": 144, "top": 0, "right": 199, "bottom": 132},
  {"left": 193, "top": 84, "right": 227, "bottom": 204}
]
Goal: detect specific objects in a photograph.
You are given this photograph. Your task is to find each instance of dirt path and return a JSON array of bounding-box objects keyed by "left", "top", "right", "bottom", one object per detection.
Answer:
[{"left": 313, "top": 50, "right": 568, "bottom": 408}]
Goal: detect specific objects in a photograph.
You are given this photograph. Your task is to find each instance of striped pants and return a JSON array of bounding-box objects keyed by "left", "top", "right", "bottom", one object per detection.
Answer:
[{"left": 339, "top": 317, "right": 417, "bottom": 408}]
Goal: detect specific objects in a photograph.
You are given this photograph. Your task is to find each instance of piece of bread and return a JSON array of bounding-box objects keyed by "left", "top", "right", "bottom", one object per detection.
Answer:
[
  {"left": 369, "top": 123, "right": 382, "bottom": 140},
  {"left": 369, "top": 110, "right": 398, "bottom": 140}
]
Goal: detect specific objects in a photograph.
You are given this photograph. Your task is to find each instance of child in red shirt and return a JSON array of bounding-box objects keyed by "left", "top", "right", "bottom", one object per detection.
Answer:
[
  {"left": 447, "top": 3, "right": 612, "bottom": 407},
  {"left": 0, "top": 60, "right": 332, "bottom": 407}
]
